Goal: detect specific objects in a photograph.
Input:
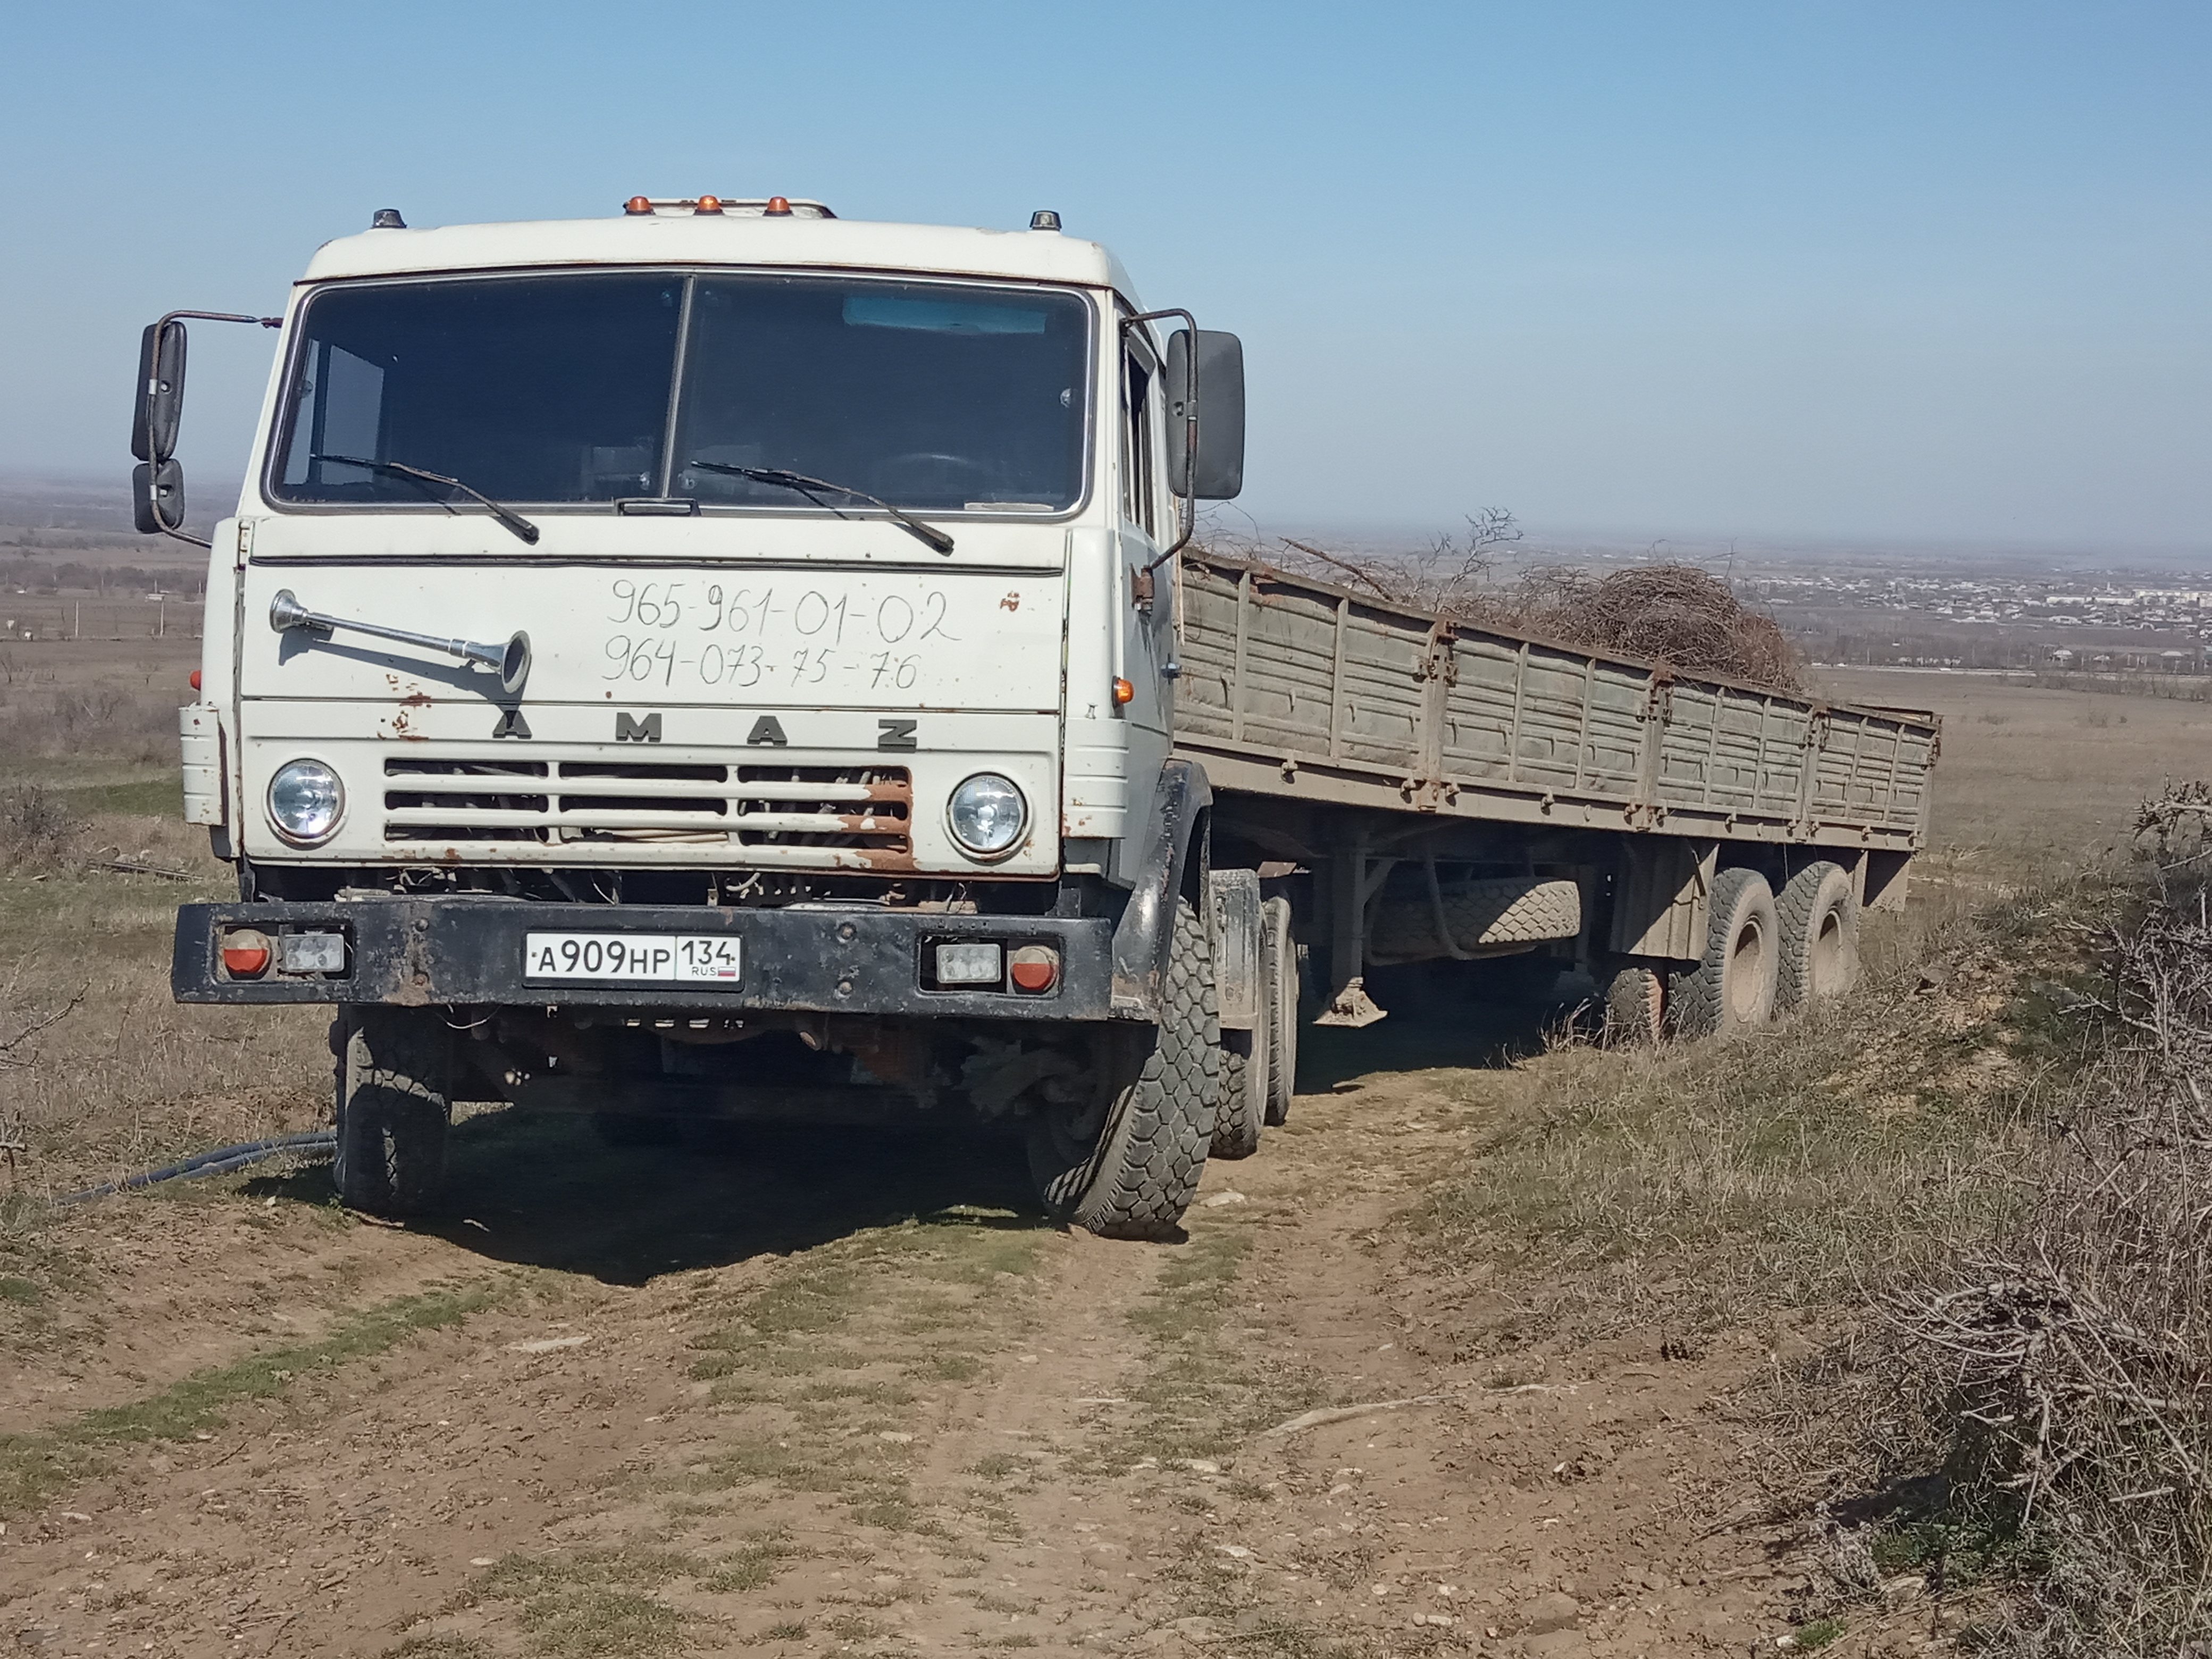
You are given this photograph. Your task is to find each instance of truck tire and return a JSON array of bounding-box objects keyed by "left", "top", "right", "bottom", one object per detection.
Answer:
[
  {"left": 1212, "top": 1027, "right": 1264, "bottom": 1160},
  {"left": 1368, "top": 876, "right": 1581, "bottom": 962},
  {"left": 1027, "top": 893, "right": 1219, "bottom": 1238},
  {"left": 1668, "top": 868, "right": 1779, "bottom": 1041},
  {"left": 1598, "top": 962, "right": 1665, "bottom": 1047},
  {"left": 1260, "top": 896, "right": 1297, "bottom": 1125},
  {"left": 1776, "top": 861, "right": 1859, "bottom": 1011},
  {"left": 332, "top": 1006, "right": 451, "bottom": 1217}
]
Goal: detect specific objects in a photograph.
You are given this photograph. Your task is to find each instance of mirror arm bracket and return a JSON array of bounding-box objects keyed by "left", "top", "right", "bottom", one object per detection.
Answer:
[{"left": 137, "top": 310, "right": 282, "bottom": 548}]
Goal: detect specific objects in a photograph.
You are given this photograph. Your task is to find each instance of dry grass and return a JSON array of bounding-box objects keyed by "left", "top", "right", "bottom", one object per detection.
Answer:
[
  {"left": 1421, "top": 849, "right": 2091, "bottom": 1344},
  {"left": 0, "top": 636, "right": 326, "bottom": 1287},
  {"left": 1818, "top": 667, "right": 2212, "bottom": 860}
]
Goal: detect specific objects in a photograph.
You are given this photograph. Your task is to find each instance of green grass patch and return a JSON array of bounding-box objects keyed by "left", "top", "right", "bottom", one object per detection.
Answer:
[
  {"left": 701, "top": 1529, "right": 798, "bottom": 1594},
  {"left": 1085, "top": 1221, "right": 1323, "bottom": 1471},
  {"left": 1791, "top": 1615, "right": 1847, "bottom": 1650},
  {"left": 0, "top": 1277, "right": 508, "bottom": 1515},
  {"left": 472, "top": 1546, "right": 700, "bottom": 1657},
  {"left": 59, "top": 776, "right": 182, "bottom": 816}
]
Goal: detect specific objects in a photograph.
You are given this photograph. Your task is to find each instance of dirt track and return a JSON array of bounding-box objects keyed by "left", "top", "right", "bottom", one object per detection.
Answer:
[{"left": 2, "top": 1013, "right": 1834, "bottom": 1658}]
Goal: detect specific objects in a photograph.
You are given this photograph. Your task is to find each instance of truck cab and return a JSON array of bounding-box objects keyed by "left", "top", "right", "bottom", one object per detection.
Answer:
[{"left": 144, "top": 197, "right": 1249, "bottom": 1237}]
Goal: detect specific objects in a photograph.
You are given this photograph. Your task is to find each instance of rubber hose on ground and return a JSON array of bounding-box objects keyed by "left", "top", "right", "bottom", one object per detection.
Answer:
[{"left": 53, "top": 1130, "right": 337, "bottom": 1208}]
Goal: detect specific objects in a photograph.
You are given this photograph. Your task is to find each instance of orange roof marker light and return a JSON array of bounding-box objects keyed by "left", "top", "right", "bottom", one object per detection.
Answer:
[
  {"left": 1111, "top": 677, "right": 1135, "bottom": 706},
  {"left": 616, "top": 197, "right": 839, "bottom": 219}
]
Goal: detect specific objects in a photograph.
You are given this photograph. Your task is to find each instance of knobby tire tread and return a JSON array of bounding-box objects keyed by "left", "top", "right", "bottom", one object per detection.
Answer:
[{"left": 332, "top": 1007, "right": 451, "bottom": 1217}]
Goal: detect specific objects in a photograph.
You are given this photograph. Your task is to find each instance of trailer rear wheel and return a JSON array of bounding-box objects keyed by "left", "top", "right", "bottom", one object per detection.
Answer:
[
  {"left": 1027, "top": 893, "right": 1219, "bottom": 1238},
  {"left": 1598, "top": 962, "right": 1666, "bottom": 1046},
  {"left": 1260, "top": 896, "right": 1297, "bottom": 1125},
  {"left": 1669, "top": 868, "right": 1779, "bottom": 1041},
  {"left": 332, "top": 1007, "right": 451, "bottom": 1217},
  {"left": 1777, "top": 861, "right": 1859, "bottom": 1011}
]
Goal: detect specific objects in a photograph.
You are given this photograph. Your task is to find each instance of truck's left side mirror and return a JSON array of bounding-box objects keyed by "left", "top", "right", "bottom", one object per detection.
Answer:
[
  {"left": 131, "top": 321, "right": 188, "bottom": 535},
  {"left": 1164, "top": 329, "right": 1245, "bottom": 501},
  {"left": 132, "top": 321, "right": 187, "bottom": 465}
]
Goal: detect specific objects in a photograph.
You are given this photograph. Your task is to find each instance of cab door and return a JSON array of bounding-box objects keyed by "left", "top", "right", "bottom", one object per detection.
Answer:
[{"left": 1115, "top": 322, "right": 1176, "bottom": 753}]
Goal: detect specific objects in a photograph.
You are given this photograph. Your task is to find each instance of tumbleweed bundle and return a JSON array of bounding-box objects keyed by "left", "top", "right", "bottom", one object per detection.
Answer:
[
  {"left": 1243, "top": 535, "right": 1807, "bottom": 696},
  {"left": 1511, "top": 566, "right": 1806, "bottom": 694}
]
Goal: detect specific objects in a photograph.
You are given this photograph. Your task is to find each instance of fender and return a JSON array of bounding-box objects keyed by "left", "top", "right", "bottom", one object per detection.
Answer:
[{"left": 1109, "top": 758, "right": 1212, "bottom": 1020}]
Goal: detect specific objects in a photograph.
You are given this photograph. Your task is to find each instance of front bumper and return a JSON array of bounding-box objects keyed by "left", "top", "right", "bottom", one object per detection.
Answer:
[{"left": 173, "top": 899, "right": 1113, "bottom": 1020}]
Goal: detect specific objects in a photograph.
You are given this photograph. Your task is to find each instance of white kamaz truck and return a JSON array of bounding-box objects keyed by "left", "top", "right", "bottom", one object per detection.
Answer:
[{"left": 141, "top": 196, "right": 1937, "bottom": 1238}]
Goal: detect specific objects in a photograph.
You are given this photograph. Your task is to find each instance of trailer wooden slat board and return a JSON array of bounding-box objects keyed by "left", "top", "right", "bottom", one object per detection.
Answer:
[{"left": 1172, "top": 551, "right": 1937, "bottom": 851}]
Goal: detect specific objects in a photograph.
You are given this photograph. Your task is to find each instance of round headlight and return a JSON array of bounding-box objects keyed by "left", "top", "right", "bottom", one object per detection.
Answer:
[
  {"left": 267, "top": 759, "right": 345, "bottom": 845},
  {"left": 946, "top": 773, "right": 1027, "bottom": 860}
]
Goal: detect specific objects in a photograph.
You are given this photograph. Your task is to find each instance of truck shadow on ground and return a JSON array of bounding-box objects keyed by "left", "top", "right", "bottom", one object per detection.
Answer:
[
  {"left": 1294, "top": 959, "right": 1590, "bottom": 1093},
  {"left": 253, "top": 1115, "right": 1045, "bottom": 1288},
  {"left": 252, "top": 970, "right": 1579, "bottom": 1286}
]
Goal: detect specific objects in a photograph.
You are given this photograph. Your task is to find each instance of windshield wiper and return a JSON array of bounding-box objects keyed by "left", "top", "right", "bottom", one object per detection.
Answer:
[
  {"left": 687, "top": 462, "right": 953, "bottom": 555},
  {"left": 314, "top": 455, "right": 541, "bottom": 546}
]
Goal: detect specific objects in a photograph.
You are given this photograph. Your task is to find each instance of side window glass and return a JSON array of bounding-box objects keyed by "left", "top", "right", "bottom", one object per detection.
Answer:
[
  {"left": 283, "top": 345, "right": 384, "bottom": 487},
  {"left": 1122, "top": 351, "right": 1155, "bottom": 539}
]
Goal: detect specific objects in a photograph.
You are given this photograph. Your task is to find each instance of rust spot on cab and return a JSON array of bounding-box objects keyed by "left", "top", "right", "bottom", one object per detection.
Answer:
[
  {"left": 398, "top": 692, "right": 433, "bottom": 708},
  {"left": 1000, "top": 591, "right": 1020, "bottom": 612}
]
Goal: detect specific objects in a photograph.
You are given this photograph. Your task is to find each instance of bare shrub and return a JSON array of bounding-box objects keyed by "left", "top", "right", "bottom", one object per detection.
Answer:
[
  {"left": 1867, "top": 783, "right": 2212, "bottom": 1651},
  {"left": 0, "top": 786, "right": 81, "bottom": 872}
]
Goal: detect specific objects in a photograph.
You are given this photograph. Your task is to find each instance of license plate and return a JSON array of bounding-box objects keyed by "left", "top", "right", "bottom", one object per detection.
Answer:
[{"left": 522, "top": 932, "right": 741, "bottom": 983}]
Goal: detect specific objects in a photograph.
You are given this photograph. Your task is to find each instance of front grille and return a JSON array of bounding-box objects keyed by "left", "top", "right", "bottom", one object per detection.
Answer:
[{"left": 381, "top": 756, "right": 912, "bottom": 867}]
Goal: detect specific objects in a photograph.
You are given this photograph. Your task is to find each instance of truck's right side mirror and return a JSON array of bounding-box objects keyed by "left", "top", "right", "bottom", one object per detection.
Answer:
[
  {"left": 131, "top": 321, "right": 188, "bottom": 534},
  {"left": 1164, "top": 329, "right": 1245, "bottom": 500}
]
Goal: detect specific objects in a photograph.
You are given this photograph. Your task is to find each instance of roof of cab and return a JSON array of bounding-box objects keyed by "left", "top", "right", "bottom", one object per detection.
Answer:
[{"left": 298, "top": 211, "right": 1139, "bottom": 302}]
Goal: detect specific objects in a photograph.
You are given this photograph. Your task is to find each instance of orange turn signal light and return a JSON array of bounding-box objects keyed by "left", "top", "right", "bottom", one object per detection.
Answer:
[
  {"left": 624, "top": 196, "right": 653, "bottom": 215},
  {"left": 1111, "top": 677, "right": 1134, "bottom": 706},
  {"left": 696, "top": 195, "right": 724, "bottom": 215},
  {"left": 221, "top": 928, "right": 272, "bottom": 978},
  {"left": 765, "top": 196, "right": 792, "bottom": 216},
  {"left": 189, "top": 669, "right": 202, "bottom": 691}
]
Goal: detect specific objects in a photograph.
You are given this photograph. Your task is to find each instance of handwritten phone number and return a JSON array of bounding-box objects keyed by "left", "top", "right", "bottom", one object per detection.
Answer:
[
  {"left": 602, "top": 636, "right": 923, "bottom": 690},
  {"left": 606, "top": 578, "right": 961, "bottom": 649}
]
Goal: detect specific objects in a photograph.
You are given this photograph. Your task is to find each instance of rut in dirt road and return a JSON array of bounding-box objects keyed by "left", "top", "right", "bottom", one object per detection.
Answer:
[{"left": 3, "top": 1033, "right": 1828, "bottom": 1659}]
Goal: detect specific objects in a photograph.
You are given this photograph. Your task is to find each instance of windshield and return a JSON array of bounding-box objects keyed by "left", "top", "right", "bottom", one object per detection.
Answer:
[{"left": 268, "top": 271, "right": 1092, "bottom": 515}]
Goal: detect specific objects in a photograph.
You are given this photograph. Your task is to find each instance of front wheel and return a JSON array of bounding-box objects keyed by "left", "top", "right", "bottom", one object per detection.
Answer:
[
  {"left": 331, "top": 1006, "right": 452, "bottom": 1216},
  {"left": 1027, "top": 894, "right": 1219, "bottom": 1238}
]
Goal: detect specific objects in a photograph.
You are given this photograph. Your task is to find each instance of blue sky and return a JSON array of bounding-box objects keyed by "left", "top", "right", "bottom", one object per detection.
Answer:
[{"left": 1, "top": 1, "right": 2204, "bottom": 550}]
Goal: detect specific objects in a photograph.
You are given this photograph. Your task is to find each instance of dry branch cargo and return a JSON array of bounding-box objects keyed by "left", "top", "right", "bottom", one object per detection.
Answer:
[{"left": 133, "top": 197, "right": 1937, "bottom": 1237}]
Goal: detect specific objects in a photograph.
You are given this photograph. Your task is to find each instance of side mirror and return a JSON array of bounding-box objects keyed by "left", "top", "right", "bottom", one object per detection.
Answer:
[
  {"left": 1164, "top": 329, "right": 1246, "bottom": 500},
  {"left": 131, "top": 321, "right": 187, "bottom": 464},
  {"left": 132, "top": 459, "right": 185, "bottom": 535},
  {"left": 131, "top": 320, "right": 188, "bottom": 537}
]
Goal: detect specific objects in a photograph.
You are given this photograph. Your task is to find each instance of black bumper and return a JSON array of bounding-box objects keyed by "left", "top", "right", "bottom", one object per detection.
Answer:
[{"left": 173, "top": 900, "right": 1115, "bottom": 1021}]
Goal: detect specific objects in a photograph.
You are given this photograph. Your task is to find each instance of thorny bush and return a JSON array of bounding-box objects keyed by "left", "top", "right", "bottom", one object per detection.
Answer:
[{"left": 1876, "top": 781, "right": 2212, "bottom": 1653}]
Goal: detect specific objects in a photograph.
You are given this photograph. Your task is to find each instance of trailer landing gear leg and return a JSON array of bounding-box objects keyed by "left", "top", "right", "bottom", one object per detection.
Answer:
[{"left": 1316, "top": 841, "right": 1389, "bottom": 1028}]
